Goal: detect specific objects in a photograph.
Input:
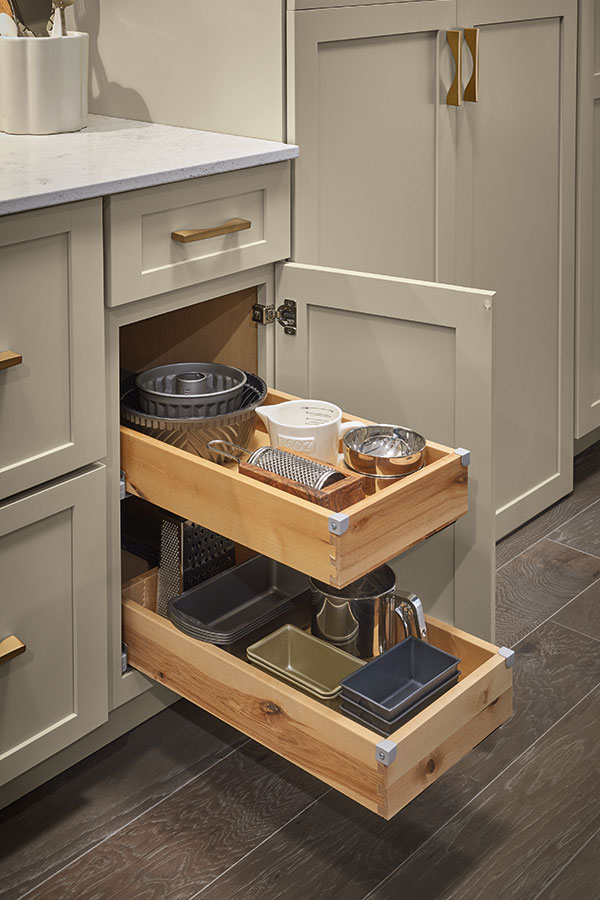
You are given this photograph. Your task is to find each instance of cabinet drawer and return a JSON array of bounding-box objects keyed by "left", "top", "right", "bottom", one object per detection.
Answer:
[
  {"left": 120, "top": 390, "right": 469, "bottom": 589},
  {"left": 105, "top": 163, "right": 291, "bottom": 307},
  {"left": 0, "top": 201, "right": 106, "bottom": 500},
  {"left": 0, "top": 465, "right": 108, "bottom": 785},
  {"left": 123, "top": 600, "right": 513, "bottom": 819}
]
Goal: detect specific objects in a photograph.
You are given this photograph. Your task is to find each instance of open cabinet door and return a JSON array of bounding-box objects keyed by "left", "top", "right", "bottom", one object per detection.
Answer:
[{"left": 275, "top": 262, "right": 495, "bottom": 640}]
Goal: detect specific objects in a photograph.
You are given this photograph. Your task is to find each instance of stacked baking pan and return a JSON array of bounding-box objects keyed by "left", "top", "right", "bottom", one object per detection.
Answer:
[
  {"left": 167, "top": 555, "right": 310, "bottom": 646},
  {"left": 339, "top": 637, "right": 461, "bottom": 736},
  {"left": 247, "top": 624, "right": 365, "bottom": 701}
]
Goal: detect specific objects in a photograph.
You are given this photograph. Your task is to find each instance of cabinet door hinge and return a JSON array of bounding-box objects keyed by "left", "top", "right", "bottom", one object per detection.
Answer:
[
  {"left": 252, "top": 303, "right": 276, "bottom": 326},
  {"left": 252, "top": 300, "right": 297, "bottom": 335}
]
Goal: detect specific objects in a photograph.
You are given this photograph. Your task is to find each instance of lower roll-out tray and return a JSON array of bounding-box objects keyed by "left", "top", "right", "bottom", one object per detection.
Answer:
[{"left": 122, "top": 599, "right": 513, "bottom": 820}]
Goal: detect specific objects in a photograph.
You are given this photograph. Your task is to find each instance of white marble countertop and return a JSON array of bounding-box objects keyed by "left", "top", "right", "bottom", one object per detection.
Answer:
[{"left": 0, "top": 115, "right": 299, "bottom": 216}]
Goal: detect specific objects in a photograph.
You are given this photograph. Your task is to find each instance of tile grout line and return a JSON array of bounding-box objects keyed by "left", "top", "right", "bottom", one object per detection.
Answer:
[
  {"left": 545, "top": 536, "right": 600, "bottom": 561},
  {"left": 359, "top": 680, "right": 600, "bottom": 900},
  {"left": 529, "top": 823, "right": 600, "bottom": 900},
  {"left": 505, "top": 572, "right": 600, "bottom": 647},
  {"left": 17, "top": 738, "right": 252, "bottom": 900},
  {"left": 495, "top": 496, "right": 600, "bottom": 572},
  {"left": 551, "top": 618, "right": 600, "bottom": 645},
  {"left": 187, "top": 789, "right": 331, "bottom": 900}
]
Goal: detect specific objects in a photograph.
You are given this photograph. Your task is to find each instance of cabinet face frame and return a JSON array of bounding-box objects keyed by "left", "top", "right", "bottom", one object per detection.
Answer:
[
  {"left": 106, "top": 265, "right": 278, "bottom": 710},
  {"left": 287, "top": 0, "right": 458, "bottom": 283},
  {"left": 455, "top": 0, "right": 577, "bottom": 534},
  {"left": 0, "top": 465, "right": 108, "bottom": 785},
  {"left": 109, "top": 259, "right": 494, "bottom": 710},
  {"left": 575, "top": 0, "right": 600, "bottom": 438},
  {"left": 0, "top": 200, "right": 106, "bottom": 501}
]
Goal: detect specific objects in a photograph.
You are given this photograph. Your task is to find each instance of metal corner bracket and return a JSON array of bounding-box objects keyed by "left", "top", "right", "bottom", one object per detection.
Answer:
[
  {"left": 121, "top": 642, "right": 128, "bottom": 675},
  {"left": 454, "top": 447, "right": 471, "bottom": 467},
  {"left": 328, "top": 512, "right": 349, "bottom": 536},
  {"left": 498, "top": 646, "right": 515, "bottom": 668},
  {"left": 376, "top": 739, "right": 398, "bottom": 766}
]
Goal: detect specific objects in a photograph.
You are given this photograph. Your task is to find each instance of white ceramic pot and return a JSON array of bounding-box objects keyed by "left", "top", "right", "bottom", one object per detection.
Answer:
[{"left": 0, "top": 32, "right": 88, "bottom": 134}]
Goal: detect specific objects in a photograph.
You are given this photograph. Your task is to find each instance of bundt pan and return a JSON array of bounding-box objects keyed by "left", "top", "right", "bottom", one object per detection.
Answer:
[
  {"left": 121, "top": 372, "right": 267, "bottom": 459},
  {"left": 135, "top": 362, "right": 247, "bottom": 418}
]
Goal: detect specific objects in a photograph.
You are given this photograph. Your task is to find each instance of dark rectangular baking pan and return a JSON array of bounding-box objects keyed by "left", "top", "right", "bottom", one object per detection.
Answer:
[
  {"left": 340, "top": 672, "right": 460, "bottom": 736},
  {"left": 340, "top": 636, "right": 461, "bottom": 720},
  {"left": 167, "top": 555, "right": 309, "bottom": 643},
  {"left": 168, "top": 592, "right": 309, "bottom": 645},
  {"left": 247, "top": 624, "right": 365, "bottom": 698}
]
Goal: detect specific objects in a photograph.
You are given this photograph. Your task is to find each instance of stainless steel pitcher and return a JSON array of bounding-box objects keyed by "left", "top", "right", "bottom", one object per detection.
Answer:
[{"left": 309, "top": 564, "right": 428, "bottom": 659}]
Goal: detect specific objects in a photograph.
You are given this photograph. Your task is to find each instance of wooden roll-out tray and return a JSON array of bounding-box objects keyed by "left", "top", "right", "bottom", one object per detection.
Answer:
[{"left": 120, "top": 388, "right": 469, "bottom": 589}]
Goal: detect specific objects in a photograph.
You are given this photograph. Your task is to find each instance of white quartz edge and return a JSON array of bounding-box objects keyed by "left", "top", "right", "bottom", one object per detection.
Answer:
[{"left": 0, "top": 115, "right": 299, "bottom": 216}]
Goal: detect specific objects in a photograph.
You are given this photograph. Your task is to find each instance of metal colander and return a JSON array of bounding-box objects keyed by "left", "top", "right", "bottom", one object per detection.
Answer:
[{"left": 208, "top": 441, "right": 345, "bottom": 491}]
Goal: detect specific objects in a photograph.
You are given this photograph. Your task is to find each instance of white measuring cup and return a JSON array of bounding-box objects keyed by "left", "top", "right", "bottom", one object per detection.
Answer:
[{"left": 255, "top": 399, "right": 363, "bottom": 465}]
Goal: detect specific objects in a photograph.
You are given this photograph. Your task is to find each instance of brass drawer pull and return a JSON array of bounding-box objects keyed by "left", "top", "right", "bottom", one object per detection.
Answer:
[
  {"left": 464, "top": 28, "right": 480, "bottom": 102},
  {"left": 0, "top": 635, "right": 26, "bottom": 664},
  {"left": 171, "top": 217, "right": 252, "bottom": 244},
  {"left": 446, "top": 30, "right": 462, "bottom": 106},
  {"left": 0, "top": 350, "right": 23, "bottom": 371}
]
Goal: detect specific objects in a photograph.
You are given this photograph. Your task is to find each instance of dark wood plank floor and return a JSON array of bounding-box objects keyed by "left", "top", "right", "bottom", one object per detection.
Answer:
[{"left": 2, "top": 443, "right": 600, "bottom": 900}]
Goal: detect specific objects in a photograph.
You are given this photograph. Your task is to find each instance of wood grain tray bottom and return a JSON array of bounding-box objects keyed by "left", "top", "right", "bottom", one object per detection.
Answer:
[{"left": 122, "top": 600, "right": 513, "bottom": 820}]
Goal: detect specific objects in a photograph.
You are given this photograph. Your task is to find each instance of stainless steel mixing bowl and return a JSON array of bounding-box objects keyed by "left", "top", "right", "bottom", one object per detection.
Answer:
[{"left": 343, "top": 424, "right": 427, "bottom": 478}]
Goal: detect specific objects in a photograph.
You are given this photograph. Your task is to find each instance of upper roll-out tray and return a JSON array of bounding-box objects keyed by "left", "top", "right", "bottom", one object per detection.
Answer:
[{"left": 120, "top": 388, "right": 469, "bottom": 588}]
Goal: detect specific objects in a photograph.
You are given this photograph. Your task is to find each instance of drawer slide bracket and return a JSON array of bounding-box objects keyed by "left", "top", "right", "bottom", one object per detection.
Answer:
[
  {"left": 120, "top": 471, "right": 130, "bottom": 501},
  {"left": 498, "top": 646, "right": 515, "bottom": 668},
  {"left": 376, "top": 739, "right": 398, "bottom": 766}
]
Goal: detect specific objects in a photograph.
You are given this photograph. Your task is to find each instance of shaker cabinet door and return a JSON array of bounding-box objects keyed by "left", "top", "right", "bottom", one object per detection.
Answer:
[
  {"left": 274, "top": 261, "right": 495, "bottom": 640},
  {"left": 0, "top": 200, "right": 106, "bottom": 500},
  {"left": 455, "top": 0, "right": 577, "bottom": 535},
  {"left": 289, "top": 0, "right": 458, "bottom": 283},
  {"left": 0, "top": 465, "right": 108, "bottom": 786},
  {"left": 575, "top": 0, "right": 600, "bottom": 438}
]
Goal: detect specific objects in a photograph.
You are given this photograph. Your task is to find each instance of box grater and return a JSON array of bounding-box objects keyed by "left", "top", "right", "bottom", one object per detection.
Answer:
[{"left": 156, "top": 513, "right": 235, "bottom": 617}]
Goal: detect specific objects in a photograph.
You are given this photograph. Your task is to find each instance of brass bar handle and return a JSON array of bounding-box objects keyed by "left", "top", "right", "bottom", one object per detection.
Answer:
[
  {"left": 446, "top": 30, "right": 462, "bottom": 106},
  {"left": 171, "top": 217, "right": 252, "bottom": 244},
  {"left": 464, "top": 27, "right": 480, "bottom": 102},
  {"left": 0, "top": 350, "right": 22, "bottom": 371},
  {"left": 0, "top": 635, "right": 26, "bottom": 664}
]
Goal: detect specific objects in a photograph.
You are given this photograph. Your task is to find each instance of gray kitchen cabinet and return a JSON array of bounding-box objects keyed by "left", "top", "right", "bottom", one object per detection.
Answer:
[
  {"left": 455, "top": 0, "right": 576, "bottom": 537},
  {"left": 116, "top": 261, "right": 509, "bottom": 820},
  {"left": 0, "top": 465, "right": 108, "bottom": 786},
  {"left": 575, "top": 0, "right": 600, "bottom": 438},
  {"left": 0, "top": 200, "right": 106, "bottom": 500},
  {"left": 288, "top": 0, "right": 577, "bottom": 538},
  {"left": 289, "top": 0, "right": 458, "bottom": 284}
]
